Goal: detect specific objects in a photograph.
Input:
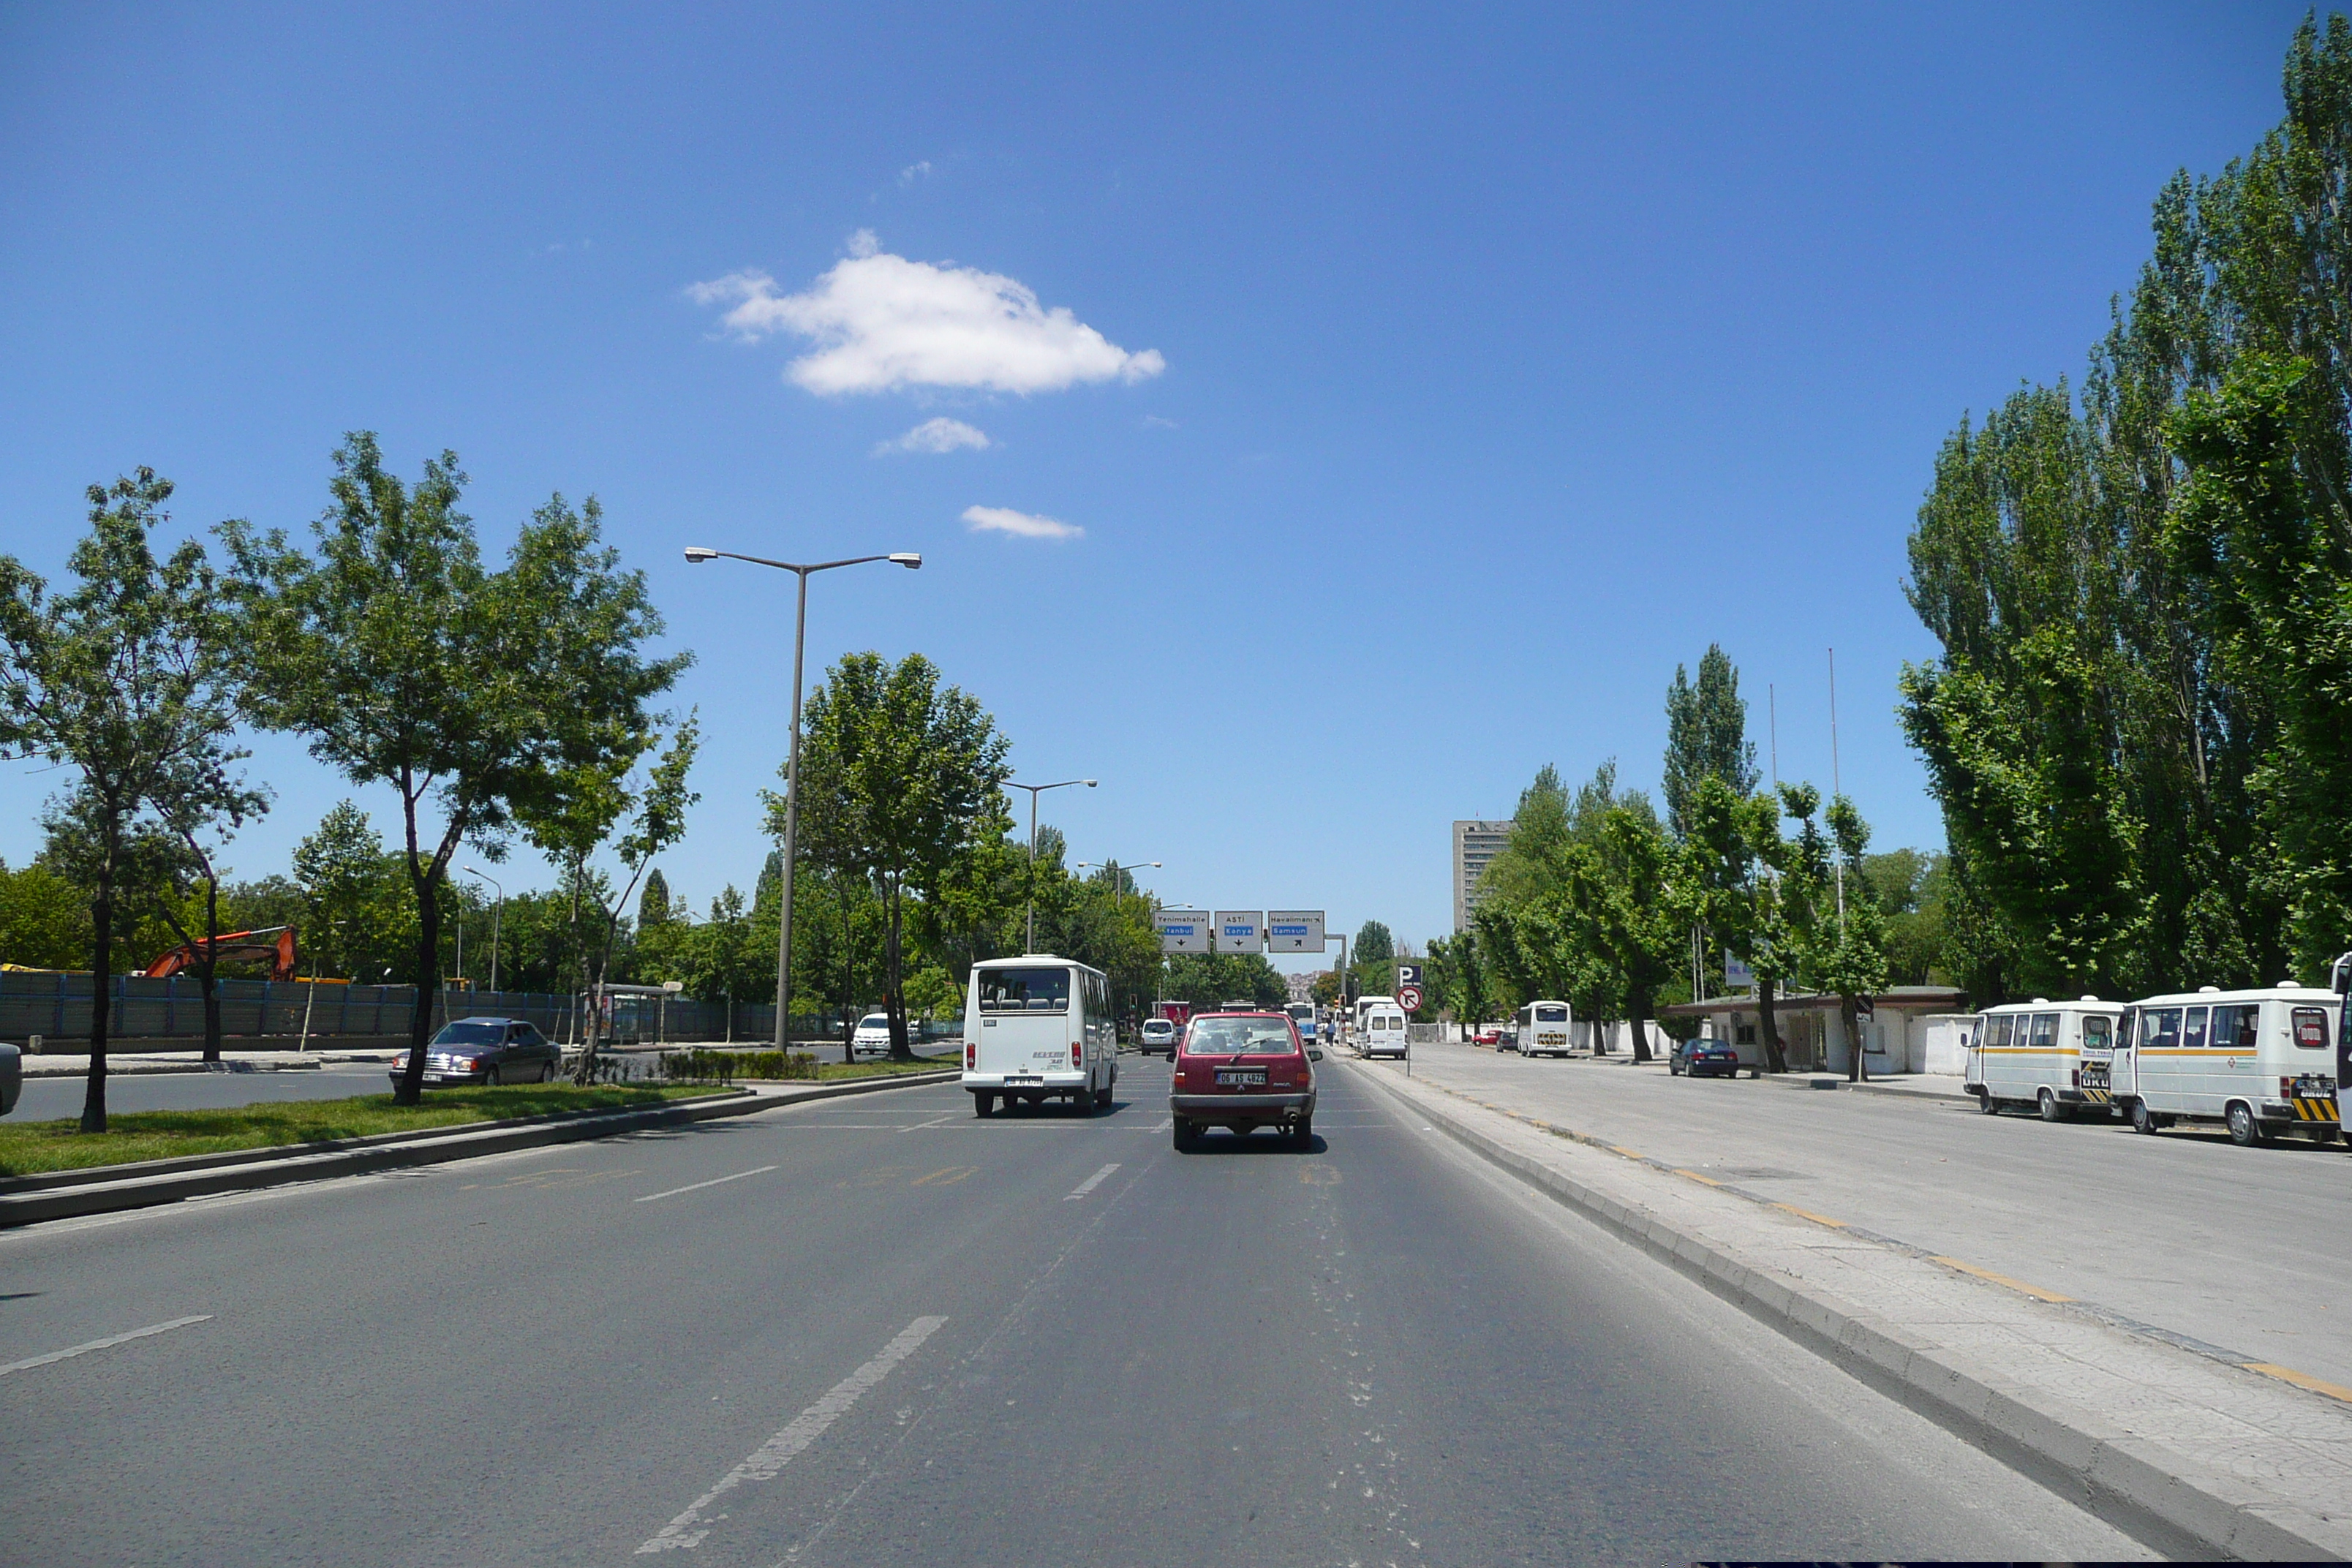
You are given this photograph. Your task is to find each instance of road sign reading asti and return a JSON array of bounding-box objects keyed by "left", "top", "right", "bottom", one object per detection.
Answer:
[
  {"left": 1265, "top": 911, "right": 1325, "bottom": 953},
  {"left": 1213, "top": 911, "right": 1264, "bottom": 954},
  {"left": 1156, "top": 910, "right": 1212, "bottom": 954}
]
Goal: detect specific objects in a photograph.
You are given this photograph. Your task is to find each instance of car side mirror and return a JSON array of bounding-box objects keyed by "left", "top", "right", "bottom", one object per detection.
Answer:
[{"left": 1308, "top": 1049, "right": 1324, "bottom": 1062}]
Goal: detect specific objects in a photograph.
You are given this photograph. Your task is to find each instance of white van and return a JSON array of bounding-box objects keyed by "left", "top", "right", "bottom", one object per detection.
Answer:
[
  {"left": 851, "top": 1013, "right": 894, "bottom": 1060},
  {"left": 1353, "top": 995, "right": 1394, "bottom": 1042},
  {"left": 2112, "top": 984, "right": 2342, "bottom": 1146},
  {"left": 1360, "top": 1000, "right": 1409, "bottom": 1059},
  {"left": 962, "top": 954, "right": 1117, "bottom": 1117},
  {"left": 1514, "top": 1000, "right": 1572, "bottom": 1057},
  {"left": 1964, "top": 998, "right": 2122, "bottom": 1121}
]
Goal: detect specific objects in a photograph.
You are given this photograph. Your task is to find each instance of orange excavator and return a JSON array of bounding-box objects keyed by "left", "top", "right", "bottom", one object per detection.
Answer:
[{"left": 144, "top": 926, "right": 298, "bottom": 983}]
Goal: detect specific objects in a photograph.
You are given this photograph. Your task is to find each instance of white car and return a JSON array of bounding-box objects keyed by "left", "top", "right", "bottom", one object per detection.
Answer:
[
  {"left": 851, "top": 1013, "right": 895, "bottom": 1059},
  {"left": 1139, "top": 1018, "right": 1178, "bottom": 1055}
]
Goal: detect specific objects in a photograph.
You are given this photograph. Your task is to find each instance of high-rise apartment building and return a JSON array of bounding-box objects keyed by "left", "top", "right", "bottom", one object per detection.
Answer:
[{"left": 1452, "top": 820, "right": 1511, "bottom": 932}]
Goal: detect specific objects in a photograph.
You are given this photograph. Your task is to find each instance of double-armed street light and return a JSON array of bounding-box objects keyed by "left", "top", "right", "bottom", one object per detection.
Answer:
[
  {"left": 1074, "top": 859, "right": 1160, "bottom": 898},
  {"left": 462, "top": 865, "right": 504, "bottom": 994},
  {"left": 685, "top": 545, "right": 922, "bottom": 1050},
  {"left": 1005, "top": 777, "right": 1096, "bottom": 954}
]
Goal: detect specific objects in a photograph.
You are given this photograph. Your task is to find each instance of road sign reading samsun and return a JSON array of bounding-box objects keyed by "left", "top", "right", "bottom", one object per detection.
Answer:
[
  {"left": 1265, "top": 911, "right": 1325, "bottom": 953},
  {"left": 1213, "top": 911, "right": 1264, "bottom": 954},
  {"left": 1156, "top": 910, "right": 1212, "bottom": 954}
]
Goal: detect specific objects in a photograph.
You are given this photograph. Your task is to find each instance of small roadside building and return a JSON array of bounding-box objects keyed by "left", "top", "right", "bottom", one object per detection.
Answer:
[{"left": 1657, "top": 986, "right": 1966, "bottom": 1075}]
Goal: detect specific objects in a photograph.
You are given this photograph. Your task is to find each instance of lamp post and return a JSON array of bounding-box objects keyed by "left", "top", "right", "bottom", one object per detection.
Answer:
[
  {"left": 685, "top": 545, "right": 922, "bottom": 1050},
  {"left": 463, "top": 866, "right": 504, "bottom": 995},
  {"left": 1005, "top": 777, "right": 1096, "bottom": 954}
]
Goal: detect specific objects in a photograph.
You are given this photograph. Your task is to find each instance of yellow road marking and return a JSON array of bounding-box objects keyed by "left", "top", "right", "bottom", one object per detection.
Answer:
[
  {"left": 1673, "top": 1169, "right": 1725, "bottom": 1186},
  {"left": 1930, "top": 1255, "right": 2073, "bottom": 1303},
  {"left": 1610, "top": 1145, "right": 1642, "bottom": 1160},
  {"left": 1299, "top": 1165, "right": 1340, "bottom": 1186},
  {"left": 909, "top": 1166, "right": 977, "bottom": 1186},
  {"left": 1771, "top": 1202, "right": 1850, "bottom": 1229},
  {"left": 2242, "top": 1362, "right": 2352, "bottom": 1405}
]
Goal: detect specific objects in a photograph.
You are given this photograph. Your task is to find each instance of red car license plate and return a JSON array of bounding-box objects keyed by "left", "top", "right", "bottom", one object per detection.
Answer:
[{"left": 1214, "top": 1069, "right": 1267, "bottom": 1087}]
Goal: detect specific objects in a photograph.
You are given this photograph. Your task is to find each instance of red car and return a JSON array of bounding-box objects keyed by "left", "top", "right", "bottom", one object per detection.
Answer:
[
  {"left": 1170, "top": 1011, "right": 1322, "bottom": 1150},
  {"left": 1471, "top": 1028, "right": 1503, "bottom": 1047}
]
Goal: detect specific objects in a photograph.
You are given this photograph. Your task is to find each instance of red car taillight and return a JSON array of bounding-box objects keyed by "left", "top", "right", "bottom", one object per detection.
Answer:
[
  {"left": 1071, "top": 1041, "right": 1083, "bottom": 1068},
  {"left": 965, "top": 1041, "right": 976, "bottom": 1069}
]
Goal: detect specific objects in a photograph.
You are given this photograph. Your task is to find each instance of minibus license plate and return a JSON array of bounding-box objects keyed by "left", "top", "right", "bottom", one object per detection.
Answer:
[
  {"left": 1215, "top": 1068, "right": 1267, "bottom": 1087},
  {"left": 1004, "top": 1074, "right": 1042, "bottom": 1086}
]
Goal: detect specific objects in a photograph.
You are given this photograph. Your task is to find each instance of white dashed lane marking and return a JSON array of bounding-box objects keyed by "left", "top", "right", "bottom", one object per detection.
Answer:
[
  {"left": 1, "top": 1315, "right": 212, "bottom": 1377},
  {"left": 1063, "top": 1163, "right": 1121, "bottom": 1200},
  {"left": 634, "top": 1166, "right": 778, "bottom": 1203},
  {"left": 636, "top": 1315, "right": 947, "bottom": 1553}
]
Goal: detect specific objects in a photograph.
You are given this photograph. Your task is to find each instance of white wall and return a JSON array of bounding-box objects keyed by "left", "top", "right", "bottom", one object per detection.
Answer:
[{"left": 1912, "top": 1014, "right": 1974, "bottom": 1075}]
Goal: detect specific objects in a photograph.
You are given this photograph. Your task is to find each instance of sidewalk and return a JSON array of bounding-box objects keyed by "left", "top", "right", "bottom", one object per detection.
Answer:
[{"left": 1346, "top": 1054, "right": 2352, "bottom": 1558}]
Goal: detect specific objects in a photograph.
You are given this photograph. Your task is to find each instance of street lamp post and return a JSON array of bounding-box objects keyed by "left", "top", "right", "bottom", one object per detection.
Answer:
[
  {"left": 463, "top": 866, "right": 504, "bottom": 995},
  {"left": 685, "top": 546, "right": 922, "bottom": 1050},
  {"left": 1005, "top": 777, "right": 1096, "bottom": 954}
]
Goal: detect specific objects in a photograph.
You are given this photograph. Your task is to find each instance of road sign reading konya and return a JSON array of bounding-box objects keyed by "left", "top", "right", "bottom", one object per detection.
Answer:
[
  {"left": 1265, "top": 910, "right": 1325, "bottom": 953},
  {"left": 1213, "top": 911, "right": 1264, "bottom": 953},
  {"left": 1156, "top": 910, "right": 1212, "bottom": 953},
  {"left": 1397, "top": 983, "right": 1424, "bottom": 1012}
]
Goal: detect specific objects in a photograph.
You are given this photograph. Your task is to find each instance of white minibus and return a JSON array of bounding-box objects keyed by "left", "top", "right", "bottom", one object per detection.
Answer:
[
  {"left": 2111, "top": 984, "right": 2342, "bottom": 1146},
  {"left": 1964, "top": 998, "right": 2122, "bottom": 1121},
  {"left": 1286, "top": 1001, "right": 1319, "bottom": 1043},
  {"left": 1353, "top": 995, "right": 1395, "bottom": 1042},
  {"left": 1360, "top": 1000, "right": 1409, "bottom": 1059},
  {"left": 1513, "top": 1000, "right": 1572, "bottom": 1057},
  {"left": 961, "top": 954, "right": 1118, "bottom": 1117}
]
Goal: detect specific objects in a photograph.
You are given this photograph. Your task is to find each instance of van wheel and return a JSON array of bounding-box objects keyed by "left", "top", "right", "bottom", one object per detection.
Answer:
[
  {"left": 2130, "top": 1098, "right": 2160, "bottom": 1134},
  {"left": 2227, "top": 1101, "right": 2266, "bottom": 1147},
  {"left": 2038, "top": 1088, "right": 2067, "bottom": 1123},
  {"left": 1069, "top": 1090, "right": 1093, "bottom": 1117},
  {"left": 1976, "top": 1090, "right": 1997, "bottom": 1115},
  {"left": 973, "top": 1092, "right": 994, "bottom": 1118}
]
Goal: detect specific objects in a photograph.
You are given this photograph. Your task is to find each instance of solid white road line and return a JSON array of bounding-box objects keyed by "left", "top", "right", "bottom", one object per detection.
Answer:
[
  {"left": 633, "top": 1165, "right": 779, "bottom": 1203},
  {"left": 637, "top": 1315, "right": 948, "bottom": 1554},
  {"left": 1063, "top": 1162, "right": 1121, "bottom": 1200},
  {"left": 897, "top": 1114, "right": 954, "bottom": 1134},
  {"left": 0, "top": 1315, "right": 212, "bottom": 1377},
  {"left": 1150, "top": 1117, "right": 1172, "bottom": 1132}
]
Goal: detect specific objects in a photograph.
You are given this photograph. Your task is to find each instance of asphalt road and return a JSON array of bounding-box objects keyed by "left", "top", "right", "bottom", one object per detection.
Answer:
[
  {"left": 9, "top": 1064, "right": 396, "bottom": 1121},
  {"left": 0, "top": 1055, "right": 2144, "bottom": 1566},
  {"left": 1395, "top": 1036, "right": 2352, "bottom": 1390}
]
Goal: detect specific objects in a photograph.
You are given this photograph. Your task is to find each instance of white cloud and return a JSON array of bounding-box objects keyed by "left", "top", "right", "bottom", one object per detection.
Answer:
[
  {"left": 898, "top": 160, "right": 932, "bottom": 186},
  {"left": 689, "top": 235, "right": 1165, "bottom": 396},
  {"left": 962, "top": 505, "right": 1083, "bottom": 541},
  {"left": 1142, "top": 414, "right": 1179, "bottom": 429},
  {"left": 875, "top": 417, "right": 992, "bottom": 456}
]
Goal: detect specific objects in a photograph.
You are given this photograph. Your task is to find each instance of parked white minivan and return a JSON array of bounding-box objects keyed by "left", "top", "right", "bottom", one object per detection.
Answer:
[
  {"left": 961, "top": 954, "right": 1118, "bottom": 1117},
  {"left": 1964, "top": 998, "right": 2123, "bottom": 1121},
  {"left": 1360, "top": 1000, "right": 1409, "bottom": 1059},
  {"left": 851, "top": 1013, "right": 894, "bottom": 1060},
  {"left": 2112, "top": 984, "right": 2342, "bottom": 1145}
]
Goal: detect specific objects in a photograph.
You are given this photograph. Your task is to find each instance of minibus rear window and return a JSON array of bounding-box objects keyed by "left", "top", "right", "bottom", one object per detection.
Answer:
[
  {"left": 2082, "top": 1016, "right": 2112, "bottom": 1052},
  {"left": 1535, "top": 1006, "right": 1569, "bottom": 1023},
  {"left": 978, "top": 968, "right": 1070, "bottom": 1013},
  {"left": 2294, "top": 1007, "right": 2331, "bottom": 1049}
]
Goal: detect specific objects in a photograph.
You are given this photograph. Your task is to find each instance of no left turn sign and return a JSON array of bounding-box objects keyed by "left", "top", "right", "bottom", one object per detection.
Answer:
[{"left": 1397, "top": 984, "right": 1424, "bottom": 1012}]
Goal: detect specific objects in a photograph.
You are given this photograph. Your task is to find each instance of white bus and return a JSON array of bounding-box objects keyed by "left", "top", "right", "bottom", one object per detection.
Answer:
[
  {"left": 1964, "top": 998, "right": 2122, "bottom": 1121},
  {"left": 1512, "top": 1000, "right": 1572, "bottom": 1057},
  {"left": 1360, "top": 1000, "right": 1409, "bottom": 1059},
  {"left": 1353, "top": 995, "right": 1394, "bottom": 1040},
  {"left": 961, "top": 954, "right": 1118, "bottom": 1118},
  {"left": 2111, "top": 984, "right": 2342, "bottom": 1146},
  {"left": 1286, "top": 1001, "right": 1319, "bottom": 1042}
]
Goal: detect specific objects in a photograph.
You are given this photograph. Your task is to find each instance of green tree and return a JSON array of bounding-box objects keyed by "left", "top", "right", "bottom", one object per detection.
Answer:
[
  {"left": 1779, "top": 784, "right": 1891, "bottom": 1082},
  {"left": 1682, "top": 775, "right": 1795, "bottom": 1071},
  {"left": 638, "top": 868, "right": 674, "bottom": 932},
  {"left": 293, "top": 802, "right": 412, "bottom": 981},
  {"left": 796, "top": 652, "right": 1011, "bottom": 1060},
  {"left": 228, "top": 435, "right": 689, "bottom": 1103},
  {"left": 1160, "top": 951, "right": 1286, "bottom": 1008},
  {"left": 1662, "top": 644, "right": 1760, "bottom": 840},
  {"left": 0, "top": 859, "right": 91, "bottom": 969},
  {"left": 0, "top": 470, "right": 241, "bottom": 1131},
  {"left": 142, "top": 745, "right": 271, "bottom": 1064}
]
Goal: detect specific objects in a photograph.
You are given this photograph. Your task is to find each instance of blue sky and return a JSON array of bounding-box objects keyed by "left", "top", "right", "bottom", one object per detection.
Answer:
[{"left": 0, "top": 3, "right": 2323, "bottom": 961}]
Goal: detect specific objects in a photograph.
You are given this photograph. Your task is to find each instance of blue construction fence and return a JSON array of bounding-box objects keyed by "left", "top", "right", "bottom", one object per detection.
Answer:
[{"left": 0, "top": 970, "right": 960, "bottom": 1048}]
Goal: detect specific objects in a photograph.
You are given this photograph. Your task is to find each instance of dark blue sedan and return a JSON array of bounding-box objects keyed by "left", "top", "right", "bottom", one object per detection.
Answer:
[{"left": 1670, "top": 1037, "right": 1744, "bottom": 1079}]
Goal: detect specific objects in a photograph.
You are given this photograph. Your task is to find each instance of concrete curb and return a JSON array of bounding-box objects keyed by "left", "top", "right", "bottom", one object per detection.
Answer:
[
  {"left": 1343, "top": 1058, "right": 2345, "bottom": 1562},
  {"left": 0, "top": 1069, "right": 961, "bottom": 1229}
]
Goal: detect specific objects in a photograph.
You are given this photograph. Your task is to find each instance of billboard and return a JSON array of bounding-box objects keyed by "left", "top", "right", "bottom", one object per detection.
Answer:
[
  {"left": 1156, "top": 910, "right": 1213, "bottom": 954},
  {"left": 1213, "top": 911, "right": 1264, "bottom": 954},
  {"left": 1265, "top": 911, "right": 1326, "bottom": 953}
]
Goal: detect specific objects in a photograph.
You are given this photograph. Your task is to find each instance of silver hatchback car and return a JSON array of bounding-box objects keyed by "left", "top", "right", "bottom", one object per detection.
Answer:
[{"left": 390, "top": 1017, "right": 563, "bottom": 1088}]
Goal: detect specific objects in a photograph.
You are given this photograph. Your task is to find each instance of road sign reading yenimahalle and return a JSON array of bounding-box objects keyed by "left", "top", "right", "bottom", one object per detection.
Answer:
[
  {"left": 1213, "top": 911, "right": 1264, "bottom": 954},
  {"left": 1265, "top": 911, "right": 1325, "bottom": 953},
  {"left": 1156, "top": 910, "right": 1212, "bottom": 954}
]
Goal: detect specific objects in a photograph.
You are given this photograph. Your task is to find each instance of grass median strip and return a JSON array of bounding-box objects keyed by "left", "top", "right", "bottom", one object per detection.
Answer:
[{"left": 0, "top": 1084, "right": 725, "bottom": 1179}]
